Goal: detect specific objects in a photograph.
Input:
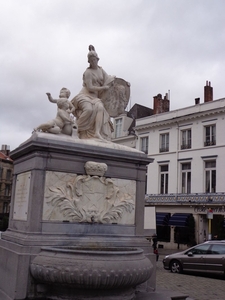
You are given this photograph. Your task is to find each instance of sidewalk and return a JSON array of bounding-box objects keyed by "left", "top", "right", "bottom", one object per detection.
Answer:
[
  {"left": 153, "top": 248, "right": 195, "bottom": 300},
  {"left": 158, "top": 248, "right": 181, "bottom": 256},
  {"left": 157, "top": 248, "right": 185, "bottom": 262}
]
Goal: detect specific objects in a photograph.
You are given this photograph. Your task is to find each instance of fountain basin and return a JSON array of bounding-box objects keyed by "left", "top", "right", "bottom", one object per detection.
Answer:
[{"left": 30, "top": 246, "right": 153, "bottom": 299}]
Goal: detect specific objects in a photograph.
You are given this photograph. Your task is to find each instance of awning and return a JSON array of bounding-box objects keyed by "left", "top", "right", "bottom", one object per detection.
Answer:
[
  {"left": 156, "top": 213, "right": 170, "bottom": 226},
  {"left": 168, "top": 213, "right": 191, "bottom": 227}
]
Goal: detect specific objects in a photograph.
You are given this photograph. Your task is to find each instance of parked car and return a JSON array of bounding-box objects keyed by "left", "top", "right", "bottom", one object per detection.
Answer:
[{"left": 163, "top": 240, "right": 225, "bottom": 275}]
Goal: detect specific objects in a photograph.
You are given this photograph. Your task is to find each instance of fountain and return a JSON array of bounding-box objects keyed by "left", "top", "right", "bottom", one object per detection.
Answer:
[
  {"left": 0, "top": 45, "right": 155, "bottom": 300},
  {"left": 30, "top": 246, "right": 152, "bottom": 299}
]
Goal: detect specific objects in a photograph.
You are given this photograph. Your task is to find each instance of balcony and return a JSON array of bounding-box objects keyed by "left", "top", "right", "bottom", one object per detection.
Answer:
[
  {"left": 204, "top": 140, "right": 216, "bottom": 147},
  {"left": 181, "top": 143, "right": 191, "bottom": 150},
  {"left": 159, "top": 147, "right": 169, "bottom": 153}
]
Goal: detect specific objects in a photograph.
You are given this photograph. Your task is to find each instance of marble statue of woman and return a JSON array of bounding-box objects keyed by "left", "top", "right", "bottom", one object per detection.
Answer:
[{"left": 71, "top": 45, "right": 130, "bottom": 141}]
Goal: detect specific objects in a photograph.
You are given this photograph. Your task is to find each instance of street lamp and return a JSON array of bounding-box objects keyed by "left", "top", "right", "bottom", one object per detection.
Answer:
[{"left": 207, "top": 208, "right": 213, "bottom": 240}]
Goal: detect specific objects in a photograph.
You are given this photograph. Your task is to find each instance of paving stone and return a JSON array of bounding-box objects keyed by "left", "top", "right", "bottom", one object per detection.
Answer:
[{"left": 155, "top": 252, "right": 225, "bottom": 300}]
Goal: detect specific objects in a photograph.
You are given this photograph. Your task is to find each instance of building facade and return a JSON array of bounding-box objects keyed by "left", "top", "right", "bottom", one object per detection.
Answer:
[
  {"left": 0, "top": 145, "right": 13, "bottom": 231},
  {"left": 112, "top": 103, "right": 153, "bottom": 149},
  {"left": 113, "top": 82, "right": 225, "bottom": 249}
]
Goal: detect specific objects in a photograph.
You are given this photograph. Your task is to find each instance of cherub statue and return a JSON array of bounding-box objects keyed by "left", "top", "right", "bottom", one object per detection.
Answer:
[{"left": 34, "top": 88, "right": 75, "bottom": 136}]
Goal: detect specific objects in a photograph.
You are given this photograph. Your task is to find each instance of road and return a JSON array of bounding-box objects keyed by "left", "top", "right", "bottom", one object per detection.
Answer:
[{"left": 156, "top": 254, "right": 225, "bottom": 300}]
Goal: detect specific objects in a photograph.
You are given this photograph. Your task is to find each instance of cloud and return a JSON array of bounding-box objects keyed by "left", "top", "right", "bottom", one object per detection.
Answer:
[{"left": 0, "top": 0, "right": 225, "bottom": 150}]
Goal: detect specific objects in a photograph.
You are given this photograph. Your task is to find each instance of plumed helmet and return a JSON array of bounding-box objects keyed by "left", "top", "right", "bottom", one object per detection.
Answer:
[{"left": 87, "top": 45, "right": 99, "bottom": 62}]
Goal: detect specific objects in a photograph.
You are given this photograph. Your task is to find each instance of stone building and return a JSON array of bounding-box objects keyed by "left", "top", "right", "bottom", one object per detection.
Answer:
[
  {"left": 0, "top": 145, "right": 13, "bottom": 230},
  {"left": 112, "top": 103, "right": 153, "bottom": 149},
  {"left": 113, "top": 82, "right": 225, "bottom": 249}
]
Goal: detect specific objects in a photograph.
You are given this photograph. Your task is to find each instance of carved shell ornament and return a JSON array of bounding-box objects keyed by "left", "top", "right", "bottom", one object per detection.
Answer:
[{"left": 45, "top": 162, "right": 135, "bottom": 224}]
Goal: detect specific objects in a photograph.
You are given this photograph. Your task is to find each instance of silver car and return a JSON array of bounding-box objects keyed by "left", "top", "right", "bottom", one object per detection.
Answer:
[{"left": 163, "top": 241, "right": 225, "bottom": 275}]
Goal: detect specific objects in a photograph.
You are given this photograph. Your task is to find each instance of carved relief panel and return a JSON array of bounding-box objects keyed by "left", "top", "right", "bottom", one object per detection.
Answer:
[{"left": 42, "top": 162, "right": 136, "bottom": 224}]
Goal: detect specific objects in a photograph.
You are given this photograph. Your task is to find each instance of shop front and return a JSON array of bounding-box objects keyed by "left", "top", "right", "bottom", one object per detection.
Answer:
[{"left": 146, "top": 195, "right": 225, "bottom": 251}]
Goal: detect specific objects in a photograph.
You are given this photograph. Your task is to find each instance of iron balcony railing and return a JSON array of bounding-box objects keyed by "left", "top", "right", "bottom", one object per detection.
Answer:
[
  {"left": 204, "top": 140, "right": 216, "bottom": 147},
  {"left": 181, "top": 143, "right": 191, "bottom": 149},
  {"left": 159, "top": 147, "right": 169, "bottom": 153},
  {"left": 145, "top": 192, "right": 225, "bottom": 205}
]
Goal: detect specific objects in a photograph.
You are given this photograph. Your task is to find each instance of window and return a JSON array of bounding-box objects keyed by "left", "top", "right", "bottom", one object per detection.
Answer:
[
  {"left": 3, "top": 202, "right": 8, "bottom": 214},
  {"left": 188, "top": 244, "right": 210, "bottom": 255},
  {"left": 205, "top": 160, "right": 216, "bottom": 193},
  {"left": 160, "top": 133, "right": 169, "bottom": 152},
  {"left": 181, "top": 163, "right": 191, "bottom": 193},
  {"left": 4, "top": 184, "right": 11, "bottom": 196},
  {"left": 160, "top": 165, "right": 168, "bottom": 194},
  {"left": 210, "top": 244, "right": 225, "bottom": 254},
  {"left": 115, "top": 118, "right": 122, "bottom": 138},
  {"left": 6, "top": 169, "right": 11, "bottom": 180},
  {"left": 0, "top": 167, "right": 3, "bottom": 179},
  {"left": 140, "top": 136, "right": 149, "bottom": 154},
  {"left": 181, "top": 129, "right": 191, "bottom": 149},
  {"left": 204, "top": 125, "right": 216, "bottom": 146}
]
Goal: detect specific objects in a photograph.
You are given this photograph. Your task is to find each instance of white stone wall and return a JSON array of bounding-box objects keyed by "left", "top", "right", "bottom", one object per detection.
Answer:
[
  {"left": 112, "top": 97, "right": 225, "bottom": 246},
  {"left": 135, "top": 99, "right": 225, "bottom": 194}
]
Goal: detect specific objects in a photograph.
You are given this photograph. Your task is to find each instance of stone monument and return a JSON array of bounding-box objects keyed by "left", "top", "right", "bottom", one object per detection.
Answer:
[{"left": 0, "top": 45, "right": 155, "bottom": 300}]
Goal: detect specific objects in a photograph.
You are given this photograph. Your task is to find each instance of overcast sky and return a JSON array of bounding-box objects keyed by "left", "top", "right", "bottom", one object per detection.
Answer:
[{"left": 1, "top": 0, "right": 225, "bottom": 151}]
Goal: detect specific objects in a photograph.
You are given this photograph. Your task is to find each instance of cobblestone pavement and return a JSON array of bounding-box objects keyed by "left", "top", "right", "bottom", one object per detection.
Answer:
[{"left": 156, "top": 254, "right": 225, "bottom": 300}]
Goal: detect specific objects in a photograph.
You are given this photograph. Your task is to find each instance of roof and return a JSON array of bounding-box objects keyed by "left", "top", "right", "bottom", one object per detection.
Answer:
[
  {"left": 127, "top": 103, "right": 153, "bottom": 119},
  {"left": 127, "top": 103, "right": 154, "bottom": 134},
  {"left": 135, "top": 97, "right": 225, "bottom": 130},
  {"left": 0, "top": 152, "right": 13, "bottom": 162}
]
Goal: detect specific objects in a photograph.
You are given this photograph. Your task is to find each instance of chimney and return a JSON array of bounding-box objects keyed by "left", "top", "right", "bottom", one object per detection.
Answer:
[
  {"left": 1, "top": 144, "right": 10, "bottom": 156},
  {"left": 153, "top": 93, "right": 170, "bottom": 114},
  {"left": 204, "top": 81, "right": 213, "bottom": 103},
  {"left": 195, "top": 98, "right": 200, "bottom": 105}
]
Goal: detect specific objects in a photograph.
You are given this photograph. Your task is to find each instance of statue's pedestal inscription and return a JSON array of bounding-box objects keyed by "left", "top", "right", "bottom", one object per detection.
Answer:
[{"left": 13, "top": 171, "right": 31, "bottom": 221}]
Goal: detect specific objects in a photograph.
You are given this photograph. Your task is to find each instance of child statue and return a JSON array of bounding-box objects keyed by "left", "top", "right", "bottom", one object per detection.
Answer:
[{"left": 34, "top": 88, "right": 75, "bottom": 136}]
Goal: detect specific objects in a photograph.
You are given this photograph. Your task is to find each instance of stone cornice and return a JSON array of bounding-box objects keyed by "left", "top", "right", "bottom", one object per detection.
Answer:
[{"left": 135, "top": 103, "right": 225, "bottom": 131}]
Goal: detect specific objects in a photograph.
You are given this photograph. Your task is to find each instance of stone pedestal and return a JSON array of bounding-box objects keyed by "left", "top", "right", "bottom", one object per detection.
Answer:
[{"left": 0, "top": 132, "right": 155, "bottom": 300}]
